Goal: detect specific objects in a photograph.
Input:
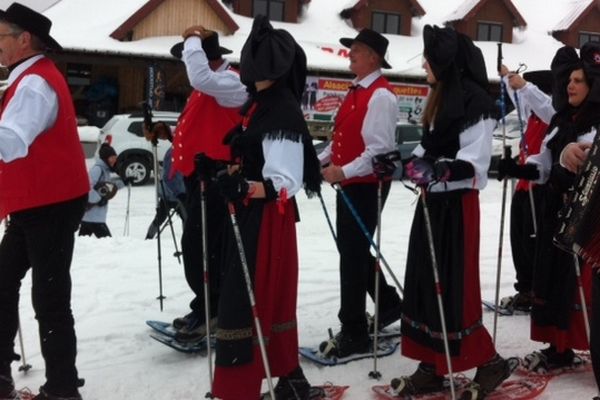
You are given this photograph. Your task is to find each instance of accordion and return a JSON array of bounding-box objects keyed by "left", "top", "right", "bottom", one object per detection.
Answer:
[{"left": 554, "top": 130, "right": 600, "bottom": 265}]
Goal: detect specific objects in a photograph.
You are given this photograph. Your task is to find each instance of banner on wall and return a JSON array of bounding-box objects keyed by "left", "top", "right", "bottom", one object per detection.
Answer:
[{"left": 301, "top": 75, "right": 429, "bottom": 124}]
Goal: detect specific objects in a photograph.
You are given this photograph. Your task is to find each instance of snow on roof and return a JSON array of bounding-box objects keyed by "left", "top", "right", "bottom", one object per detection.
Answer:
[
  {"left": 552, "top": 0, "right": 594, "bottom": 32},
  {"left": 444, "top": 0, "right": 481, "bottom": 22},
  {"left": 42, "top": 0, "right": 585, "bottom": 81}
]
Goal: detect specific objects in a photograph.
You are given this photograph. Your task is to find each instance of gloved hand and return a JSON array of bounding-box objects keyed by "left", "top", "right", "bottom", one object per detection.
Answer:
[
  {"left": 497, "top": 155, "right": 539, "bottom": 181},
  {"left": 122, "top": 176, "right": 135, "bottom": 185},
  {"left": 433, "top": 161, "right": 451, "bottom": 183},
  {"left": 405, "top": 157, "right": 435, "bottom": 186},
  {"left": 194, "top": 153, "right": 223, "bottom": 182},
  {"left": 372, "top": 151, "right": 402, "bottom": 179},
  {"left": 217, "top": 171, "right": 249, "bottom": 202},
  {"left": 96, "top": 181, "right": 117, "bottom": 200}
]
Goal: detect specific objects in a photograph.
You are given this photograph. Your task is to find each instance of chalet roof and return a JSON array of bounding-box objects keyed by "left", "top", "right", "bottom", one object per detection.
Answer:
[
  {"left": 552, "top": 0, "right": 596, "bottom": 32},
  {"left": 110, "top": 0, "right": 239, "bottom": 40},
  {"left": 445, "top": 0, "right": 527, "bottom": 27},
  {"left": 348, "top": 0, "right": 426, "bottom": 17}
]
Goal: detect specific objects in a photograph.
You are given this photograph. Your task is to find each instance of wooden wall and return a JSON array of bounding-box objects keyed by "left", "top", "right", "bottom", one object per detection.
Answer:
[
  {"left": 351, "top": 0, "right": 414, "bottom": 36},
  {"left": 453, "top": 0, "right": 514, "bottom": 43}
]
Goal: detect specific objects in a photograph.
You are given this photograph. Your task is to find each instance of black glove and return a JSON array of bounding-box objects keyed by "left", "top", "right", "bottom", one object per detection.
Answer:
[
  {"left": 217, "top": 171, "right": 249, "bottom": 202},
  {"left": 497, "top": 157, "right": 539, "bottom": 181},
  {"left": 433, "top": 159, "right": 475, "bottom": 182},
  {"left": 122, "top": 176, "right": 135, "bottom": 185},
  {"left": 194, "top": 153, "right": 223, "bottom": 182},
  {"left": 372, "top": 151, "right": 402, "bottom": 179}
]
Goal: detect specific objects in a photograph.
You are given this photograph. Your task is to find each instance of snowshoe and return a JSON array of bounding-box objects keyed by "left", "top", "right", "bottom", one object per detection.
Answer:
[
  {"left": 317, "top": 330, "right": 369, "bottom": 359},
  {"left": 458, "top": 355, "right": 514, "bottom": 399},
  {"left": 499, "top": 292, "right": 532, "bottom": 313},
  {"left": 174, "top": 317, "right": 217, "bottom": 343},
  {"left": 388, "top": 363, "right": 446, "bottom": 397},
  {"left": 520, "top": 347, "right": 587, "bottom": 375}
]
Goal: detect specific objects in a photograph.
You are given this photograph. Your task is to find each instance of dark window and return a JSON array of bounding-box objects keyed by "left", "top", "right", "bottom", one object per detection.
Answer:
[
  {"left": 579, "top": 32, "right": 600, "bottom": 48},
  {"left": 253, "top": 0, "right": 285, "bottom": 22},
  {"left": 372, "top": 11, "right": 401, "bottom": 35},
  {"left": 477, "top": 22, "right": 503, "bottom": 42}
]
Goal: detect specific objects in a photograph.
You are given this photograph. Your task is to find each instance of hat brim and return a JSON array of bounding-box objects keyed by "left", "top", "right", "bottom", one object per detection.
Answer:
[
  {"left": 169, "top": 41, "right": 232, "bottom": 60},
  {"left": 0, "top": 10, "right": 62, "bottom": 51},
  {"left": 339, "top": 37, "right": 391, "bottom": 69}
]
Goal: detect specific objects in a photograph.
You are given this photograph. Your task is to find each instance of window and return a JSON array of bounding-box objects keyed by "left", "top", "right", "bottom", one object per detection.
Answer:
[
  {"left": 477, "top": 22, "right": 503, "bottom": 42},
  {"left": 253, "top": 0, "right": 285, "bottom": 22},
  {"left": 579, "top": 32, "right": 600, "bottom": 48},
  {"left": 372, "top": 11, "right": 401, "bottom": 35}
]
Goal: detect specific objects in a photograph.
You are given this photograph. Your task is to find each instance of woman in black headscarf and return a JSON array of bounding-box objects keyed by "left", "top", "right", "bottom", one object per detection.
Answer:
[
  {"left": 211, "top": 15, "right": 321, "bottom": 400},
  {"left": 499, "top": 42, "right": 600, "bottom": 373},
  {"left": 390, "top": 25, "right": 509, "bottom": 400}
]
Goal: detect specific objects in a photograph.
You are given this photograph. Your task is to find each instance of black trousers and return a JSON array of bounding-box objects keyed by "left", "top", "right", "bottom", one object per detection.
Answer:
[
  {"left": 181, "top": 175, "right": 227, "bottom": 320},
  {"left": 78, "top": 221, "right": 111, "bottom": 238},
  {"left": 0, "top": 195, "right": 86, "bottom": 395},
  {"left": 509, "top": 187, "right": 542, "bottom": 293},
  {"left": 336, "top": 182, "right": 401, "bottom": 335},
  {"left": 591, "top": 270, "right": 600, "bottom": 393}
]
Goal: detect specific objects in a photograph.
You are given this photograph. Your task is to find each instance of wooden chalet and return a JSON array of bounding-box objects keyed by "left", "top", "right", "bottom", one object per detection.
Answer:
[
  {"left": 552, "top": 0, "right": 600, "bottom": 48},
  {"left": 340, "top": 0, "right": 426, "bottom": 36}
]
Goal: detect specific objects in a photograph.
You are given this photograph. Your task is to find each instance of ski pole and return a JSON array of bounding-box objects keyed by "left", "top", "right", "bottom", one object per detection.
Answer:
[
  {"left": 16, "top": 320, "right": 31, "bottom": 373},
  {"left": 200, "top": 179, "right": 214, "bottom": 397},
  {"left": 332, "top": 184, "right": 404, "bottom": 296},
  {"left": 317, "top": 191, "right": 338, "bottom": 249},
  {"left": 573, "top": 255, "right": 591, "bottom": 344},
  {"left": 152, "top": 143, "right": 166, "bottom": 311},
  {"left": 512, "top": 89, "right": 538, "bottom": 238},
  {"left": 159, "top": 180, "right": 182, "bottom": 265},
  {"left": 419, "top": 189, "right": 456, "bottom": 400},
  {"left": 369, "top": 178, "right": 384, "bottom": 380},
  {"left": 493, "top": 42, "right": 509, "bottom": 344},
  {"left": 226, "top": 201, "right": 275, "bottom": 399},
  {"left": 123, "top": 182, "right": 131, "bottom": 236}
]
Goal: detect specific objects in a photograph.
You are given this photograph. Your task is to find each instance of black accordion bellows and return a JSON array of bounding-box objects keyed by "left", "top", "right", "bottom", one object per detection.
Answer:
[{"left": 554, "top": 130, "right": 600, "bottom": 265}]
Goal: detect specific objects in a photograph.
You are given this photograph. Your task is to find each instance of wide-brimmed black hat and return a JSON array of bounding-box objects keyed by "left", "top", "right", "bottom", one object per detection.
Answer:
[
  {"left": 170, "top": 31, "right": 232, "bottom": 60},
  {"left": 523, "top": 70, "right": 553, "bottom": 95},
  {"left": 0, "top": 2, "right": 61, "bottom": 50},
  {"left": 340, "top": 28, "right": 391, "bottom": 69}
]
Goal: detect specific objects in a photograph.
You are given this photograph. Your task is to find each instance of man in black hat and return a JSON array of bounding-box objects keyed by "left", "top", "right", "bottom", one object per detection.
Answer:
[
  {"left": 150, "top": 25, "right": 246, "bottom": 343},
  {"left": 318, "top": 28, "right": 402, "bottom": 359},
  {"left": 496, "top": 66, "right": 555, "bottom": 313},
  {"left": 0, "top": 3, "right": 89, "bottom": 400}
]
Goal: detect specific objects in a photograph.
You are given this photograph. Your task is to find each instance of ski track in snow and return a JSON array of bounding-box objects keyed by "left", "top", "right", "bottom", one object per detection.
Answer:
[{"left": 2, "top": 178, "right": 597, "bottom": 399}]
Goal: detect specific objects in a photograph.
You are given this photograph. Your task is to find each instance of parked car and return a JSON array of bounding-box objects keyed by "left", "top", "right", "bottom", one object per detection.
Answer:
[
  {"left": 312, "top": 122, "right": 423, "bottom": 161},
  {"left": 96, "top": 111, "right": 179, "bottom": 185}
]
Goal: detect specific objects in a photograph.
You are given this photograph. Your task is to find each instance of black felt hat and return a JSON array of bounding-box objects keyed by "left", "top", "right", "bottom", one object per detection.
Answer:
[
  {"left": 550, "top": 46, "right": 581, "bottom": 110},
  {"left": 240, "top": 14, "right": 307, "bottom": 92},
  {"left": 170, "top": 31, "right": 232, "bottom": 60},
  {"left": 0, "top": 2, "right": 61, "bottom": 50},
  {"left": 522, "top": 70, "right": 553, "bottom": 95},
  {"left": 340, "top": 28, "right": 391, "bottom": 69}
]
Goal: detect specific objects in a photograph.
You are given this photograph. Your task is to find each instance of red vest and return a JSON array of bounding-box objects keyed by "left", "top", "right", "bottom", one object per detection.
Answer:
[
  {"left": 516, "top": 114, "right": 548, "bottom": 191},
  {"left": 171, "top": 83, "right": 242, "bottom": 177},
  {"left": 0, "top": 58, "right": 89, "bottom": 219},
  {"left": 332, "top": 76, "right": 394, "bottom": 185}
]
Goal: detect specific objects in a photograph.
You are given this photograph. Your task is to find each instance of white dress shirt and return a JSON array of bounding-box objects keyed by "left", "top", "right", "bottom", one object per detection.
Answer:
[
  {"left": 318, "top": 69, "right": 398, "bottom": 179},
  {"left": 502, "top": 76, "right": 555, "bottom": 125},
  {"left": 182, "top": 37, "right": 248, "bottom": 108},
  {"left": 0, "top": 54, "right": 58, "bottom": 162},
  {"left": 261, "top": 138, "right": 304, "bottom": 197}
]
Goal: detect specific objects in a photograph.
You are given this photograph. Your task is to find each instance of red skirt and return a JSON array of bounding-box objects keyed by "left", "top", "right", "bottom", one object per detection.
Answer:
[{"left": 213, "top": 200, "right": 300, "bottom": 400}]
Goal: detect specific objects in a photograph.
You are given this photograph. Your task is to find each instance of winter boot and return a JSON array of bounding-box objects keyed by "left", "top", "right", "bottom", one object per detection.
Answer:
[
  {"left": 0, "top": 374, "right": 19, "bottom": 400},
  {"left": 32, "top": 386, "right": 81, "bottom": 400},
  {"left": 171, "top": 311, "right": 196, "bottom": 330},
  {"left": 318, "top": 330, "right": 369, "bottom": 359},
  {"left": 175, "top": 317, "right": 217, "bottom": 343},
  {"left": 261, "top": 366, "right": 311, "bottom": 399},
  {"left": 499, "top": 292, "right": 532, "bottom": 312},
  {"left": 389, "top": 363, "right": 445, "bottom": 396},
  {"left": 459, "top": 354, "right": 511, "bottom": 400},
  {"left": 367, "top": 302, "right": 403, "bottom": 333},
  {"left": 523, "top": 346, "right": 576, "bottom": 373}
]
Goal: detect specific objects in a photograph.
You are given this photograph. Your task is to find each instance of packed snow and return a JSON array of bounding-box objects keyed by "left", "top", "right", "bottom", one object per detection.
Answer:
[{"left": 3, "top": 169, "right": 598, "bottom": 399}]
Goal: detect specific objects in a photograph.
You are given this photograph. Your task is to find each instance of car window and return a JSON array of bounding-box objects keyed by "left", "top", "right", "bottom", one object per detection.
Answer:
[
  {"left": 396, "top": 125, "right": 422, "bottom": 143},
  {"left": 127, "top": 120, "right": 177, "bottom": 137}
]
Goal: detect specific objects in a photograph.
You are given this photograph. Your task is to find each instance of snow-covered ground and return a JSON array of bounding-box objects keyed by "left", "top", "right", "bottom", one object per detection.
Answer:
[{"left": 4, "top": 175, "right": 598, "bottom": 399}]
